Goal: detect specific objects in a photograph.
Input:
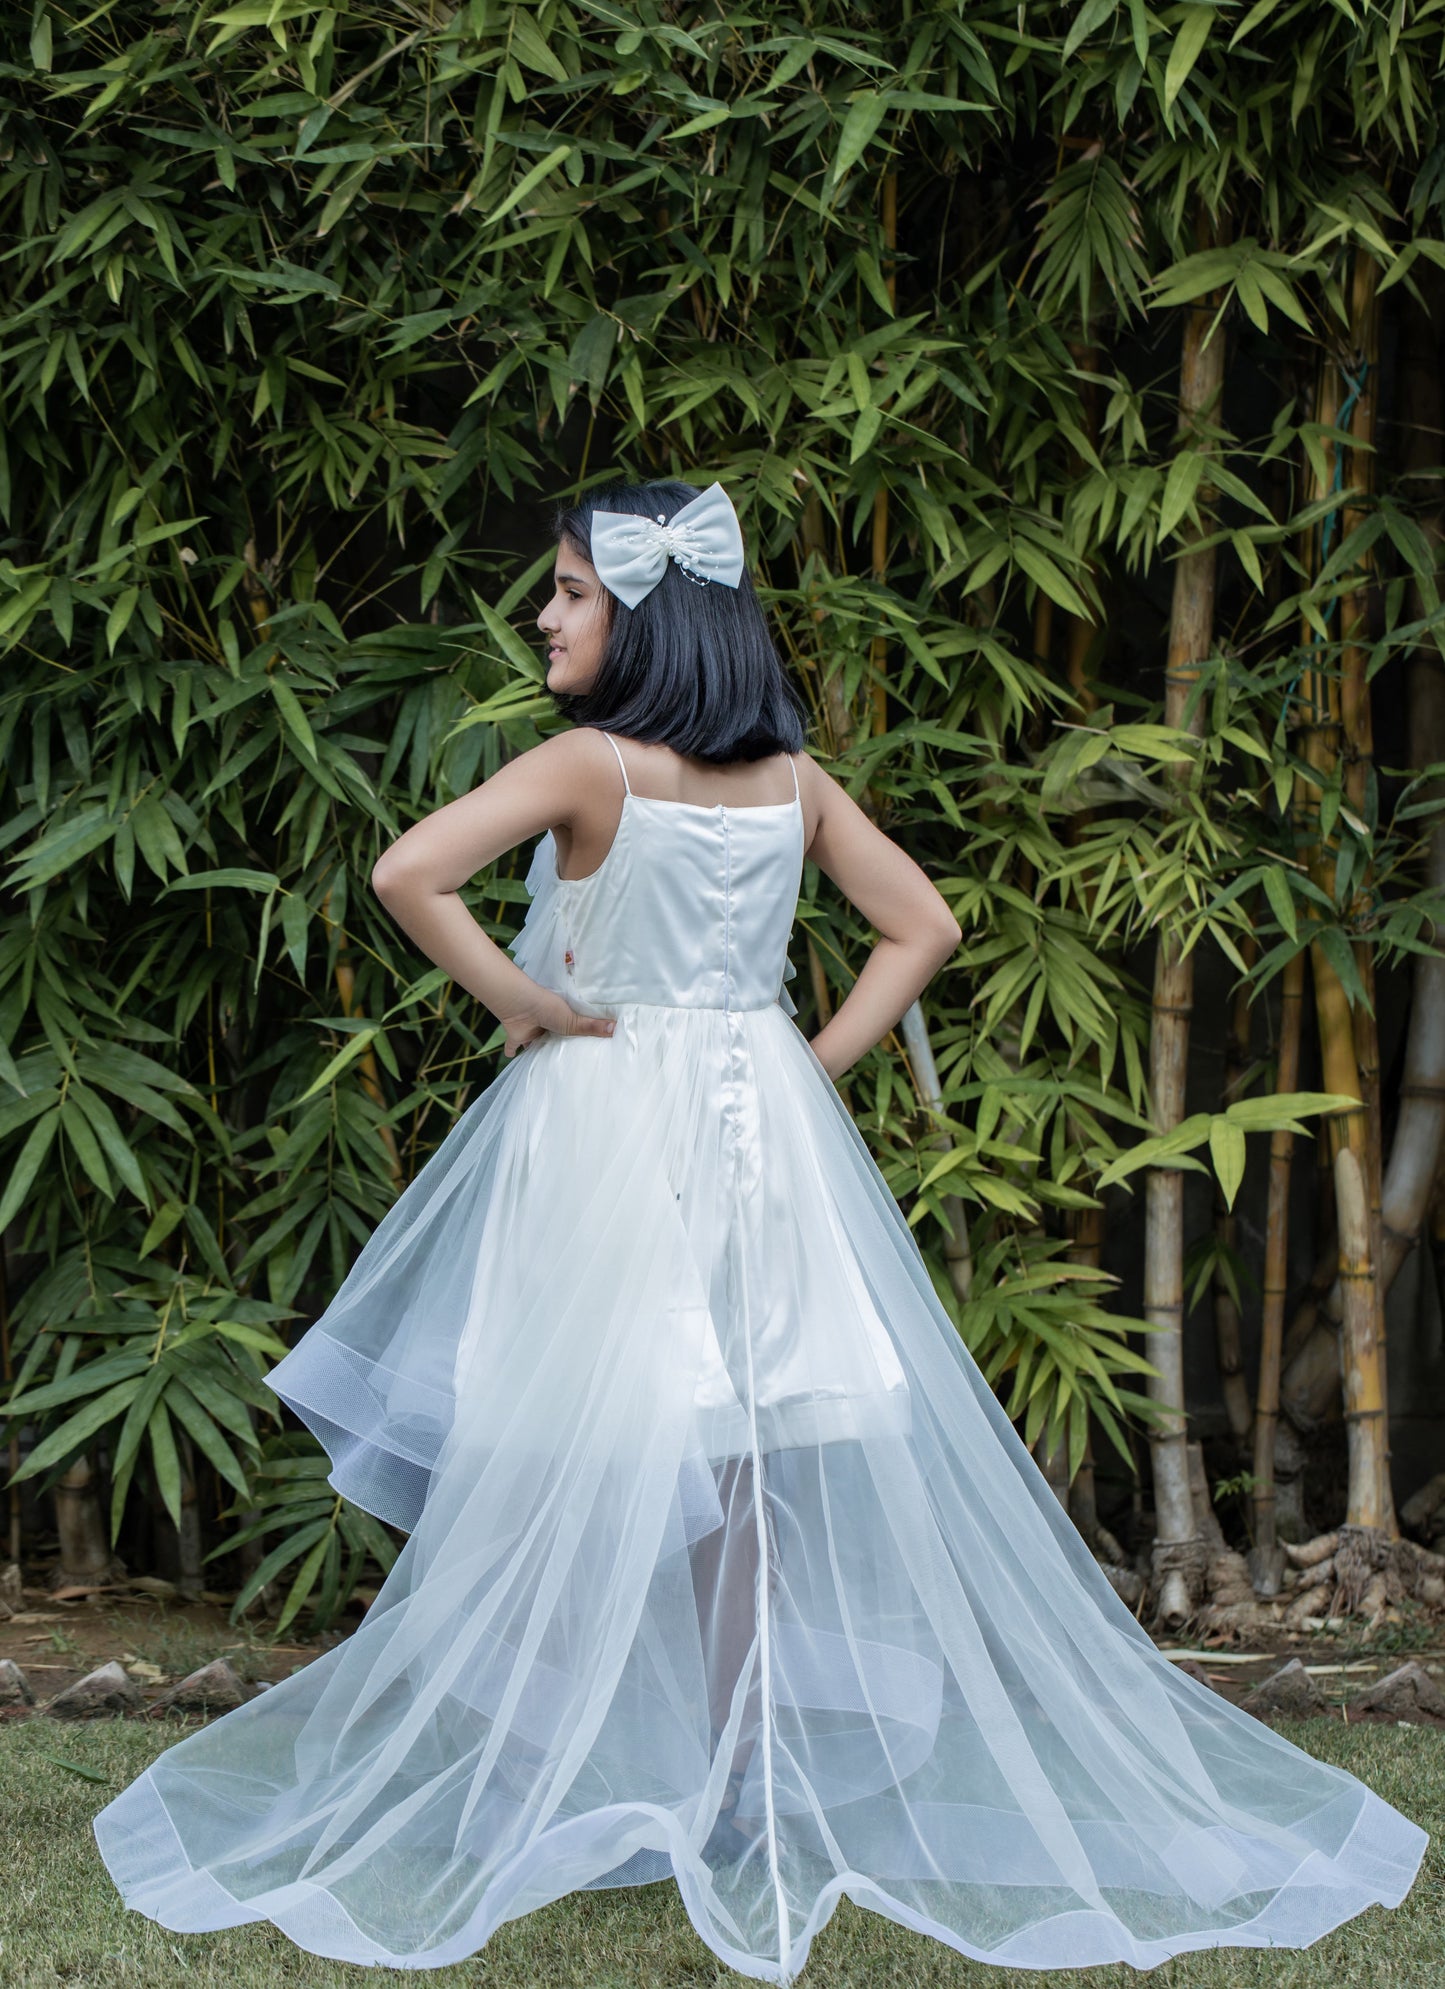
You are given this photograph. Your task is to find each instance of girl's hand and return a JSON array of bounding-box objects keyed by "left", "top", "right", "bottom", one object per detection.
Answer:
[{"left": 501, "top": 989, "right": 617, "bottom": 1058}]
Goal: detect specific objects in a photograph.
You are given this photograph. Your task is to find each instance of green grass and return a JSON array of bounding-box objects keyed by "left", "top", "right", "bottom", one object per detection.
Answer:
[
  {"left": 101, "top": 1617, "right": 326, "bottom": 1688},
  {"left": 2, "top": 1719, "right": 1439, "bottom": 1987}
]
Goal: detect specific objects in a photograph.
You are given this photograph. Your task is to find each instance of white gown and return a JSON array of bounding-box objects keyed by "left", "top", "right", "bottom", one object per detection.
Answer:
[{"left": 93, "top": 732, "right": 1428, "bottom": 1982}]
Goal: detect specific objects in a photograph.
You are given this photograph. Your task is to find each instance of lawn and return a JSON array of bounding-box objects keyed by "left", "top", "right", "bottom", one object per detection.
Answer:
[{"left": 3, "top": 1717, "right": 1439, "bottom": 1988}]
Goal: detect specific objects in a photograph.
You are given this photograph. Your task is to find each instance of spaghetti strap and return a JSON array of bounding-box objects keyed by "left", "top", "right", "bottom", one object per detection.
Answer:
[
  {"left": 600, "top": 730, "right": 633, "bottom": 797},
  {"left": 787, "top": 752, "right": 800, "bottom": 803}
]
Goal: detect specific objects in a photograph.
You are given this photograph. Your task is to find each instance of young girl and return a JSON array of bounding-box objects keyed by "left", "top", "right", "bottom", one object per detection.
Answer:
[{"left": 93, "top": 477, "right": 1426, "bottom": 1984}]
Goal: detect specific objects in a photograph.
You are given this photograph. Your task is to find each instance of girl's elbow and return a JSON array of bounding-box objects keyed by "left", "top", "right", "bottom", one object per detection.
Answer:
[
  {"left": 927, "top": 889, "right": 963, "bottom": 944},
  {"left": 929, "top": 910, "right": 963, "bottom": 960},
  {"left": 370, "top": 847, "right": 410, "bottom": 903}
]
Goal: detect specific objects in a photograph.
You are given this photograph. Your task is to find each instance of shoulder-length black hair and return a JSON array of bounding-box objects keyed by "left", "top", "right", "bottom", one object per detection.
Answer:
[{"left": 545, "top": 477, "right": 809, "bottom": 763}]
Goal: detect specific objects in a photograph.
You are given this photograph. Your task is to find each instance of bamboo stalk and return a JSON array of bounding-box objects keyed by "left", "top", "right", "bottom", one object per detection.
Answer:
[
  {"left": 1327, "top": 1101, "right": 1388, "bottom": 1531},
  {"left": 1301, "top": 877, "right": 1392, "bottom": 1537},
  {"left": 1280, "top": 265, "right": 1445, "bottom": 1428},
  {"left": 1214, "top": 939, "right": 1256, "bottom": 1445},
  {"left": 1252, "top": 945, "right": 1305, "bottom": 1565},
  {"left": 1293, "top": 311, "right": 1395, "bottom": 1538},
  {"left": 50, "top": 1455, "right": 117, "bottom": 1588},
  {"left": 1144, "top": 211, "right": 1228, "bottom": 1626},
  {"left": 1339, "top": 248, "right": 1391, "bottom": 1526}
]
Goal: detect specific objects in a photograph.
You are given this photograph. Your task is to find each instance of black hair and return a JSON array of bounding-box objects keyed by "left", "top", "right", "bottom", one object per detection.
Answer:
[{"left": 546, "top": 477, "right": 809, "bottom": 763}]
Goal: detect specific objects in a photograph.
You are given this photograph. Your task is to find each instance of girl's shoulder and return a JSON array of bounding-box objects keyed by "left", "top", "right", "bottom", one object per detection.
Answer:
[{"left": 518, "top": 726, "right": 618, "bottom": 782}]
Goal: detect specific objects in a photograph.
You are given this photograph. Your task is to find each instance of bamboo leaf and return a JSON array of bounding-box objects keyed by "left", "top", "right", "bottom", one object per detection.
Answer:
[
  {"left": 271, "top": 681, "right": 318, "bottom": 762},
  {"left": 281, "top": 888, "right": 309, "bottom": 978},
  {"left": 139, "top": 1198, "right": 186, "bottom": 1258},
  {"left": 833, "top": 91, "right": 890, "bottom": 183},
  {"left": 10, "top": 1380, "right": 144, "bottom": 1482},
  {"left": 292, "top": 1027, "right": 380, "bottom": 1105},
  {"left": 104, "top": 586, "right": 139, "bottom": 656},
  {"left": 0, "top": 1109, "right": 60, "bottom": 1231},
  {"left": 1158, "top": 451, "right": 1205, "bottom": 540},
  {"left": 162, "top": 868, "right": 281, "bottom": 893},
  {"left": 1230, "top": 529, "right": 1264, "bottom": 592},
  {"left": 1011, "top": 537, "right": 1091, "bottom": 618},
  {"left": 1224, "top": 1091, "right": 1357, "bottom": 1132},
  {"left": 485, "top": 144, "right": 573, "bottom": 227},
  {"left": 4, "top": 1352, "right": 150, "bottom": 1420},
  {"left": 34, "top": 1753, "right": 109, "bottom": 1785},
  {"left": 1164, "top": 6, "right": 1214, "bottom": 112},
  {"left": 148, "top": 1400, "right": 183, "bottom": 1531},
  {"left": 275, "top": 1528, "right": 332, "bottom": 1635},
  {"left": 1261, "top": 864, "right": 1298, "bottom": 940},
  {"left": 214, "top": 1319, "right": 292, "bottom": 1358},
  {"left": 231, "top": 1517, "right": 332, "bottom": 1616},
  {"left": 1064, "top": 0, "right": 1120, "bottom": 60},
  {"left": 165, "top": 1381, "right": 252, "bottom": 1497},
  {"left": 1208, "top": 1116, "right": 1247, "bottom": 1211}
]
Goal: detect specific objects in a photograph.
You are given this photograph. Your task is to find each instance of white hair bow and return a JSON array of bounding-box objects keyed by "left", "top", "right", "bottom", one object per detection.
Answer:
[{"left": 588, "top": 481, "right": 746, "bottom": 608}]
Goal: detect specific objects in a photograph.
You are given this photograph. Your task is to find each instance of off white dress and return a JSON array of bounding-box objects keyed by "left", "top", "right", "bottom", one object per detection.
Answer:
[{"left": 93, "top": 731, "right": 1428, "bottom": 1982}]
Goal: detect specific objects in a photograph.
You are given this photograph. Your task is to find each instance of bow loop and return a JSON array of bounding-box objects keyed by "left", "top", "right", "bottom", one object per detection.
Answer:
[{"left": 589, "top": 482, "right": 746, "bottom": 608}]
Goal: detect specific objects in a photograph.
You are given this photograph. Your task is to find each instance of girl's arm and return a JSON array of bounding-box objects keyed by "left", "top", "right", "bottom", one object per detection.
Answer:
[
  {"left": 797, "top": 757, "right": 962, "bottom": 1084},
  {"left": 370, "top": 732, "right": 616, "bottom": 1057}
]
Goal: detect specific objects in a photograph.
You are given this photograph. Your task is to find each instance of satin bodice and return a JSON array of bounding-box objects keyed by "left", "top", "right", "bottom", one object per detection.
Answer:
[{"left": 508, "top": 733, "right": 805, "bottom": 1015}]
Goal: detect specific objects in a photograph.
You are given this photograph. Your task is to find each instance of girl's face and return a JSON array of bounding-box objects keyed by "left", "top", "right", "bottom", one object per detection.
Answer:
[{"left": 536, "top": 539, "right": 611, "bottom": 694}]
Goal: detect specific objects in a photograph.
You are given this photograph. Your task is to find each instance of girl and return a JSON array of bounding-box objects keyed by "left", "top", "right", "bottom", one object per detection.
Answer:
[
  {"left": 366, "top": 482, "right": 959, "bottom": 1083},
  {"left": 94, "top": 477, "right": 1427, "bottom": 1985}
]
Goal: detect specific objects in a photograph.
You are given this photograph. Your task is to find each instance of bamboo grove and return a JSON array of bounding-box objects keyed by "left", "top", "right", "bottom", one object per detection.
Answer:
[{"left": 2, "top": 0, "right": 1445, "bottom": 1640}]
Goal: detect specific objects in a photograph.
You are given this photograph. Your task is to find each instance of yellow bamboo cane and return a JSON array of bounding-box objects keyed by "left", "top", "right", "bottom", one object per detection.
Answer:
[
  {"left": 1142, "top": 209, "right": 1229, "bottom": 1627},
  {"left": 1338, "top": 248, "right": 1392, "bottom": 1527},
  {"left": 1294, "top": 342, "right": 1395, "bottom": 1538},
  {"left": 1251, "top": 945, "right": 1305, "bottom": 1568},
  {"left": 1214, "top": 941, "right": 1256, "bottom": 1445}
]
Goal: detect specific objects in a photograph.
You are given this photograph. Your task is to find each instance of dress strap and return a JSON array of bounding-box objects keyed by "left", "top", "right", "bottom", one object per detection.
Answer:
[
  {"left": 600, "top": 731, "right": 633, "bottom": 797},
  {"left": 787, "top": 752, "right": 800, "bottom": 802}
]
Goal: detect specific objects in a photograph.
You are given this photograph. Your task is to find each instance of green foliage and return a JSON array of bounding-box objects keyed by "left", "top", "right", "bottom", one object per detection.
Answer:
[
  {"left": 205, "top": 1434, "right": 399, "bottom": 1635},
  {"left": 3, "top": 0, "right": 1445, "bottom": 1609}
]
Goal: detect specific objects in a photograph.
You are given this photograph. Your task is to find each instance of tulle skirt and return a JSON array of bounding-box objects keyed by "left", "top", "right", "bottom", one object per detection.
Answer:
[{"left": 92, "top": 1001, "right": 1428, "bottom": 1981}]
